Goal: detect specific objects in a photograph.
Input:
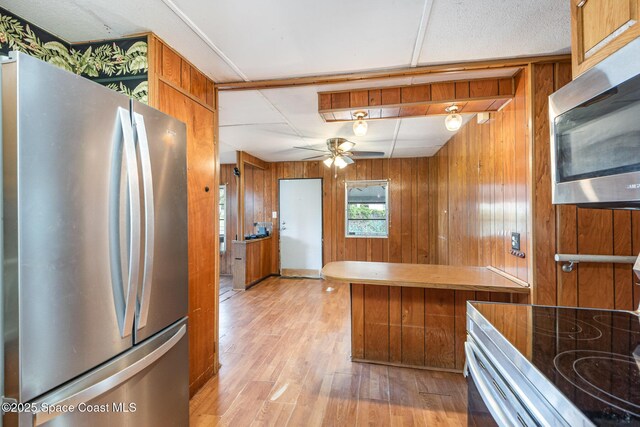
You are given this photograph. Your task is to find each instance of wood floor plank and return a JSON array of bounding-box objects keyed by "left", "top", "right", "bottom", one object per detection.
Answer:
[{"left": 190, "top": 277, "right": 468, "bottom": 426}]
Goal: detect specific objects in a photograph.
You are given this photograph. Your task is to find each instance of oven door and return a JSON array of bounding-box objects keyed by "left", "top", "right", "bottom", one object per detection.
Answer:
[
  {"left": 549, "top": 36, "right": 640, "bottom": 207},
  {"left": 465, "top": 341, "right": 538, "bottom": 427}
]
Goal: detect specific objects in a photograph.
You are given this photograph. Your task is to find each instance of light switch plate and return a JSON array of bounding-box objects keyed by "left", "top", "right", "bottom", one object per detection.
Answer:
[
  {"left": 272, "top": 211, "right": 278, "bottom": 219},
  {"left": 511, "top": 232, "right": 521, "bottom": 251}
]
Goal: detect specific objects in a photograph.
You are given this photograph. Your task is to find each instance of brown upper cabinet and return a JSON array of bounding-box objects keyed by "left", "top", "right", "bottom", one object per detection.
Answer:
[{"left": 571, "top": 0, "right": 640, "bottom": 77}]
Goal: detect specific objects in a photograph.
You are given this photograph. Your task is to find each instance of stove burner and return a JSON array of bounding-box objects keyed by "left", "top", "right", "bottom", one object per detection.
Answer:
[
  {"left": 554, "top": 350, "right": 640, "bottom": 419},
  {"left": 533, "top": 314, "right": 603, "bottom": 341},
  {"left": 593, "top": 313, "right": 640, "bottom": 335}
]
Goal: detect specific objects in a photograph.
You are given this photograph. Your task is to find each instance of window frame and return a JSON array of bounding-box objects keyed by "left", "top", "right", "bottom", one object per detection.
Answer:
[{"left": 344, "top": 179, "right": 389, "bottom": 239}]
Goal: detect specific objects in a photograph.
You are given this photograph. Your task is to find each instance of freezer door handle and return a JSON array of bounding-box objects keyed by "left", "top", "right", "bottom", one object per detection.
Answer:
[
  {"left": 133, "top": 112, "right": 155, "bottom": 329},
  {"left": 112, "top": 108, "right": 141, "bottom": 338},
  {"left": 32, "top": 325, "right": 186, "bottom": 426}
]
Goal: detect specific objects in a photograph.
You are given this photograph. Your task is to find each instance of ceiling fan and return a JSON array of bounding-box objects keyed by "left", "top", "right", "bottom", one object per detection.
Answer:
[{"left": 294, "top": 138, "right": 385, "bottom": 172}]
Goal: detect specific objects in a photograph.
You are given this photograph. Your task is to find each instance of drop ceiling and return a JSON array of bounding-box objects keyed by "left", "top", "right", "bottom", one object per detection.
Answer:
[{"left": 4, "top": 0, "right": 571, "bottom": 162}]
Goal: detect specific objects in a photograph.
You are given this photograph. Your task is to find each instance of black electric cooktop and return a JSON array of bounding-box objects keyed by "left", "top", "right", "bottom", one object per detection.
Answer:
[{"left": 473, "top": 303, "right": 640, "bottom": 425}]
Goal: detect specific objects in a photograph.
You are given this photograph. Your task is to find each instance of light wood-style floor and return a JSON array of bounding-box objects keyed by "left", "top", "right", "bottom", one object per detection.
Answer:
[
  {"left": 219, "top": 275, "right": 239, "bottom": 302},
  {"left": 190, "top": 277, "right": 468, "bottom": 426}
]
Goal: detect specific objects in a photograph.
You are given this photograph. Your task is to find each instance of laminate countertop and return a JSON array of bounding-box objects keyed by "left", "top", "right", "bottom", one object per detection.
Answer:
[
  {"left": 321, "top": 261, "right": 530, "bottom": 294},
  {"left": 233, "top": 235, "right": 272, "bottom": 244}
]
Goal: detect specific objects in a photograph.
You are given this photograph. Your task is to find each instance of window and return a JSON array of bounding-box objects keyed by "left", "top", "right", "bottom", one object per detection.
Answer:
[
  {"left": 219, "top": 185, "right": 226, "bottom": 253},
  {"left": 345, "top": 180, "right": 389, "bottom": 238}
]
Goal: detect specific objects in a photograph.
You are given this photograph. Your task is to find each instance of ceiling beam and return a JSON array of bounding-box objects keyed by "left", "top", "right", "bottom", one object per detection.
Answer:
[
  {"left": 215, "top": 54, "right": 570, "bottom": 91},
  {"left": 318, "top": 77, "right": 514, "bottom": 122}
]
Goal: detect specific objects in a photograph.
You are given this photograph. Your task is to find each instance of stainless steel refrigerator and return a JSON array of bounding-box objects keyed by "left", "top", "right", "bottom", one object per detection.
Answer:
[{"left": 0, "top": 52, "right": 189, "bottom": 426}]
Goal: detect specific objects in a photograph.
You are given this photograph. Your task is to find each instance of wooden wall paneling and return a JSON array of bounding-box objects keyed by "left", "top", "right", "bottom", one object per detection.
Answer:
[
  {"left": 437, "top": 147, "right": 449, "bottom": 265},
  {"left": 400, "top": 287, "right": 425, "bottom": 365},
  {"left": 424, "top": 289, "right": 455, "bottom": 369},
  {"left": 613, "top": 211, "right": 634, "bottom": 311},
  {"left": 492, "top": 111, "right": 505, "bottom": 272},
  {"left": 401, "top": 159, "right": 414, "bottom": 264},
  {"left": 351, "top": 284, "right": 365, "bottom": 359},
  {"left": 161, "top": 44, "right": 182, "bottom": 87},
  {"left": 577, "top": 208, "right": 614, "bottom": 309},
  {"left": 244, "top": 164, "right": 255, "bottom": 234},
  {"left": 502, "top": 95, "right": 517, "bottom": 279},
  {"left": 150, "top": 35, "right": 218, "bottom": 395},
  {"left": 191, "top": 68, "right": 208, "bottom": 103},
  {"left": 514, "top": 70, "right": 529, "bottom": 282},
  {"left": 532, "top": 63, "right": 556, "bottom": 306},
  {"left": 427, "top": 157, "right": 438, "bottom": 265},
  {"left": 388, "top": 159, "right": 403, "bottom": 263},
  {"left": 389, "top": 287, "right": 402, "bottom": 363},
  {"left": 467, "top": 120, "right": 480, "bottom": 266},
  {"left": 180, "top": 61, "right": 191, "bottom": 93},
  {"left": 363, "top": 285, "right": 390, "bottom": 361},
  {"left": 417, "top": 157, "right": 429, "bottom": 265}
]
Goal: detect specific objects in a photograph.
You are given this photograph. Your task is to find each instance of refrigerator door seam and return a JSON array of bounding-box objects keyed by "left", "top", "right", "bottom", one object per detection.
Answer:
[{"left": 133, "top": 112, "right": 155, "bottom": 329}]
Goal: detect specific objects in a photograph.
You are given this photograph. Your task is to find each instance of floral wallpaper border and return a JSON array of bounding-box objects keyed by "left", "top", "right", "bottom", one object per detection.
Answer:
[{"left": 0, "top": 7, "right": 148, "bottom": 103}]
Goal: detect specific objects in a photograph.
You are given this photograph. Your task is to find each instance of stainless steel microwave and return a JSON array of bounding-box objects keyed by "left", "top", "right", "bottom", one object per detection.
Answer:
[{"left": 549, "top": 37, "right": 640, "bottom": 208}]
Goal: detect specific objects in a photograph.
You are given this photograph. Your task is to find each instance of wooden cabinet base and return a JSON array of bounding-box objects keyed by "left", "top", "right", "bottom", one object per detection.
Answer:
[
  {"left": 350, "top": 283, "right": 523, "bottom": 371},
  {"left": 232, "top": 237, "right": 273, "bottom": 290}
]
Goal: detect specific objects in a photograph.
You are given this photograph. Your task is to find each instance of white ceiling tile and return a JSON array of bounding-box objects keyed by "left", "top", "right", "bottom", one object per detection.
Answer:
[
  {"left": 219, "top": 91, "right": 287, "bottom": 126},
  {"left": 393, "top": 115, "right": 473, "bottom": 153},
  {"left": 2, "top": 0, "right": 242, "bottom": 81},
  {"left": 418, "top": 0, "right": 570, "bottom": 65},
  {"left": 219, "top": 123, "right": 308, "bottom": 162},
  {"left": 171, "top": 0, "right": 425, "bottom": 80}
]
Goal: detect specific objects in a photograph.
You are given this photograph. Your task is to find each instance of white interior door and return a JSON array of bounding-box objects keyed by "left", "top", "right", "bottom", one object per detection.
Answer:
[{"left": 279, "top": 179, "right": 323, "bottom": 277}]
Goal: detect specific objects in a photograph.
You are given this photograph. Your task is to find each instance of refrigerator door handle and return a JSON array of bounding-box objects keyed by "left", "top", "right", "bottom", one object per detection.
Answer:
[
  {"left": 32, "top": 324, "right": 186, "bottom": 426},
  {"left": 133, "top": 112, "right": 155, "bottom": 329},
  {"left": 115, "top": 107, "right": 141, "bottom": 338}
]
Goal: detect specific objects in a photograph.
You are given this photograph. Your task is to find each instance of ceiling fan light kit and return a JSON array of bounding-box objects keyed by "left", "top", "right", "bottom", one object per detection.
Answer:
[
  {"left": 444, "top": 105, "right": 463, "bottom": 131},
  {"left": 323, "top": 157, "right": 334, "bottom": 167},
  {"left": 334, "top": 155, "right": 348, "bottom": 169},
  {"left": 352, "top": 111, "right": 368, "bottom": 136}
]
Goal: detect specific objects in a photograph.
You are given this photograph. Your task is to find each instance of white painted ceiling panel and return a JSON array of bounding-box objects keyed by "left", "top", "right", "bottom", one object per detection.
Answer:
[
  {"left": 394, "top": 115, "right": 473, "bottom": 149},
  {"left": 170, "top": 0, "right": 425, "bottom": 80},
  {"left": 1, "top": 0, "right": 242, "bottom": 81},
  {"left": 419, "top": 0, "right": 570, "bottom": 65},
  {"left": 219, "top": 123, "right": 308, "bottom": 162},
  {"left": 219, "top": 91, "right": 286, "bottom": 126}
]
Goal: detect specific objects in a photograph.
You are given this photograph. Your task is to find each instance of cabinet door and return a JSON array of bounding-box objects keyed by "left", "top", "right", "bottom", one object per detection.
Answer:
[{"left": 572, "top": 0, "right": 640, "bottom": 77}]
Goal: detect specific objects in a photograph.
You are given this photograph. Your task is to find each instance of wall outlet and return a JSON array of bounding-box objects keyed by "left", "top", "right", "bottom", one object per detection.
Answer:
[{"left": 511, "top": 232, "right": 521, "bottom": 251}]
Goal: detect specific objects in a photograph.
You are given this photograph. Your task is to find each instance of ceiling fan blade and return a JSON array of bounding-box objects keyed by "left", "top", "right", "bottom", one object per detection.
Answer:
[
  {"left": 349, "top": 150, "right": 386, "bottom": 158},
  {"left": 302, "top": 155, "right": 328, "bottom": 160},
  {"left": 338, "top": 140, "right": 356, "bottom": 152},
  {"left": 293, "top": 146, "right": 328, "bottom": 153},
  {"left": 343, "top": 156, "right": 355, "bottom": 165}
]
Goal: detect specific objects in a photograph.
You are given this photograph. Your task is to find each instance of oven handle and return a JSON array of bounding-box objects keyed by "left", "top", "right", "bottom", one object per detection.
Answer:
[{"left": 465, "top": 341, "right": 513, "bottom": 427}]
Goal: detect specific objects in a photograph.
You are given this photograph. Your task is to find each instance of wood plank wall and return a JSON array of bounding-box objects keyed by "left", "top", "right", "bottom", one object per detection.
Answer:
[
  {"left": 267, "top": 158, "right": 431, "bottom": 271},
  {"left": 532, "top": 62, "right": 640, "bottom": 310},
  {"left": 427, "top": 69, "right": 530, "bottom": 285},
  {"left": 148, "top": 35, "right": 219, "bottom": 396},
  {"left": 220, "top": 164, "right": 238, "bottom": 275}
]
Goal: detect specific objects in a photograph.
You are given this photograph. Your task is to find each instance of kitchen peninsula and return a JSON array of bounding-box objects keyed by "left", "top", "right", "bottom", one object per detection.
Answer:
[{"left": 321, "top": 261, "right": 530, "bottom": 371}]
